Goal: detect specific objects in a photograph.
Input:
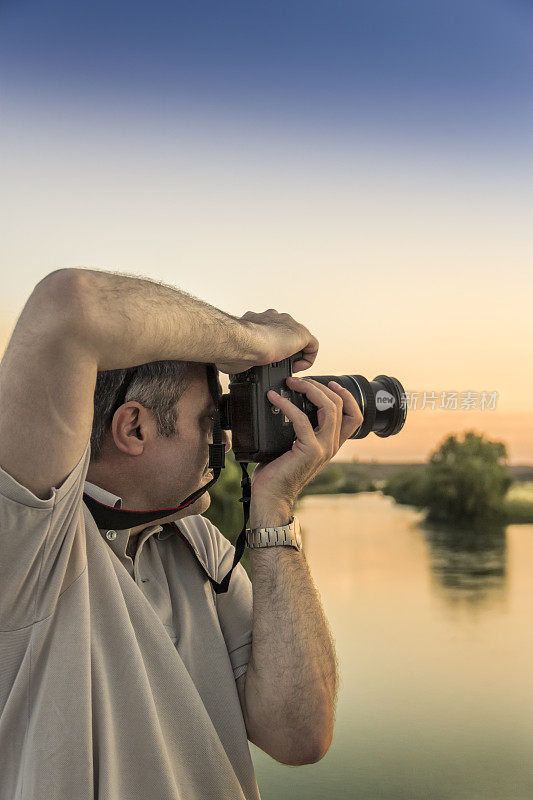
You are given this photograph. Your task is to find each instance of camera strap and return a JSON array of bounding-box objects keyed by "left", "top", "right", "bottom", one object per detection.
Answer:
[{"left": 83, "top": 364, "right": 251, "bottom": 594}]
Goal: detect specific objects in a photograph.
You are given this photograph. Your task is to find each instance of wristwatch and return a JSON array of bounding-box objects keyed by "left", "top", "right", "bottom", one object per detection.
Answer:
[{"left": 246, "top": 516, "right": 303, "bottom": 551}]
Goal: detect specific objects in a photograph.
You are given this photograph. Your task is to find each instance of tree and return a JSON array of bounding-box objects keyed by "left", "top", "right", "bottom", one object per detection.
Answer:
[
  {"left": 423, "top": 430, "right": 511, "bottom": 524},
  {"left": 382, "top": 468, "right": 429, "bottom": 507}
]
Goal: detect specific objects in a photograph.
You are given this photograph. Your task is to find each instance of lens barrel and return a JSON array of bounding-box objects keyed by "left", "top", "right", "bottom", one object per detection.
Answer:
[{"left": 302, "top": 374, "right": 407, "bottom": 439}]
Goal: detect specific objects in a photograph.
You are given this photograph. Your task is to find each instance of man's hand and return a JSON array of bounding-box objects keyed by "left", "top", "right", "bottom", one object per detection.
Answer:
[
  {"left": 215, "top": 309, "right": 319, "bottom": 375},
  {"left": 249, "top": 377, "right": 364, "bottom": 510}
]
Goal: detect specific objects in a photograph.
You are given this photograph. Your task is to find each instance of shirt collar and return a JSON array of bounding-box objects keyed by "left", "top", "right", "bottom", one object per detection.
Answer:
[
  {"left": 83, "top": 481, "right": 171, "bottom": 535},
  {"left": 84, "top": 480, "right": 122, "bottom": 510},
  {"left": 82, "top": 482, "right": 212, "bottom": 578},
  {"left": 83, "top": 480, "right": 173, "bottom": 551}
]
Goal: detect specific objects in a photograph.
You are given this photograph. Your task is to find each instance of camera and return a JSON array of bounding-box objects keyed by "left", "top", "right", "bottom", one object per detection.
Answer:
[{"left": 218, "top": 350, "right": 407, "bottom": 463}]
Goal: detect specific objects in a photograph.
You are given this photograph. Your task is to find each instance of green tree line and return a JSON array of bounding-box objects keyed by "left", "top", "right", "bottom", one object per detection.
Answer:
[{"left": 382, "top": 431, "right": 532, "bottom": 525}]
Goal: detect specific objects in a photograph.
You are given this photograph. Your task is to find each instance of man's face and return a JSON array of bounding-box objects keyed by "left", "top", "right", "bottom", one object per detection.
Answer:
[{"left": 139, "top": 363, "right": 229, "bottom": 522}]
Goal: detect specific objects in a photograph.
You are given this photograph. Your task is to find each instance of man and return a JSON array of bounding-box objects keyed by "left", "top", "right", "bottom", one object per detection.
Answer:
[{"left": 0, "top": 267, "right": 363, "bottom": 800}]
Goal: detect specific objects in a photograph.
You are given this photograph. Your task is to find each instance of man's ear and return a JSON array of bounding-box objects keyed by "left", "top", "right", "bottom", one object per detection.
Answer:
[{"left": 111, "top": 402, "right": 149, "bottom": 456}]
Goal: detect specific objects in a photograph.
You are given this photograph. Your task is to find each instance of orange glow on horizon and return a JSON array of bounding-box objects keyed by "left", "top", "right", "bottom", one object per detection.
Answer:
[{"left": 333, "top": 409, "right": 533, "bottom": 466}]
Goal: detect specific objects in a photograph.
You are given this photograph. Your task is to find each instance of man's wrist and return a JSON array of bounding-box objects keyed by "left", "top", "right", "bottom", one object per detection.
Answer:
[{"left": 248, "top": 498, "right": 295, "bottom": 530}]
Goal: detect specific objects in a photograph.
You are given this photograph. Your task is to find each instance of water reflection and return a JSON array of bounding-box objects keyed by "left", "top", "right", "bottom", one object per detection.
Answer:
[
  {"left": 420, "top": 519, "right": 508, "bottom": 608},
  {"left": 252, "top": 493, "right": 533, "bottom": 800}
]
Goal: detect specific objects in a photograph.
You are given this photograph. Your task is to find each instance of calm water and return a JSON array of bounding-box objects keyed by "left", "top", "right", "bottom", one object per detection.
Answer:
[{"left": 250, "top": 492, "right": 533, "bottom": 800}]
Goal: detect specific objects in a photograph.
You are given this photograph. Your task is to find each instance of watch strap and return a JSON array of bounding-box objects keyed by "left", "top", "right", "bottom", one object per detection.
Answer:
[{"left": 246, "top": 516, "right": 302, "bottom": 551}]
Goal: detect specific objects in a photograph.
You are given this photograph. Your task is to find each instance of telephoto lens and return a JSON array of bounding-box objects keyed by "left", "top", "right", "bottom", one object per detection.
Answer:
[{"left": 301, "top": 374, "right": 406, "bottom": 439}]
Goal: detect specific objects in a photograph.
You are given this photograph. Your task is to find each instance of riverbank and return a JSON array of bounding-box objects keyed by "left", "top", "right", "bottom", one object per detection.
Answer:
[{"left": 301, "top": 462, "right": 533, "bottom": 523}]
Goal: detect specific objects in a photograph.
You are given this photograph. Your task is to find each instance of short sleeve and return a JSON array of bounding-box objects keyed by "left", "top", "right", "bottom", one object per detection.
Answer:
[
  {"left": 0, "top": 439, "right": 91, "bottom": 630},
  {"left": 200, "top": 518, "right": 253, "bottom": 681}
]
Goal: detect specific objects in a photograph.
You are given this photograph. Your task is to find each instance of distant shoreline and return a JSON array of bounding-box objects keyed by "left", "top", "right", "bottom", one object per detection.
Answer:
[
  {"left": 331, "top": 462, "right": 533, "bottom": 481},
  {"left": 303, "top": 461, "right": 533, "bottom": 523}
]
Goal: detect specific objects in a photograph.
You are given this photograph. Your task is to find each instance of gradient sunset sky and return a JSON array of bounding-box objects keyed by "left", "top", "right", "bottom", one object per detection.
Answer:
[{"left": 1, "top": 0, "right": 531, "bottom": 463}]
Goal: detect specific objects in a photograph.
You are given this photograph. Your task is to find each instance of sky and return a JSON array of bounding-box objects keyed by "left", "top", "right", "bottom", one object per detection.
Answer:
[{"left": 1, "top": 0, "right": 532, "bottom": 464}]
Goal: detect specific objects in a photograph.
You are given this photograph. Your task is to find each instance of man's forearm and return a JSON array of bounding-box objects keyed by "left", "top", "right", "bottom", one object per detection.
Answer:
[
  {"left": 55, "top": 267, "right": 259, "bottom": 371},
  {"left": 243, "top": 500, "right": 338, "bottom": 765}
]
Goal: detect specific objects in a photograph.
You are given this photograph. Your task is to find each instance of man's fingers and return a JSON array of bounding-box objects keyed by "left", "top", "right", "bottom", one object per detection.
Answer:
[
  {"left": 287, "top": 377, "right": 364, "bottom": 449},
  {"left": 292, "top": 335, "right": 320, "bottom": 372},
  {"left": 266, "top": 390, "right": 321, "bottom": 455},
  {"left": 285, "top": 376, "right": 340, "bottom": 453},
  {"left": 268, "top": 376, "right": 364, "bottom": 461},
  {"left": 327, "top": 381, "right": 364, "bottom": 443}
]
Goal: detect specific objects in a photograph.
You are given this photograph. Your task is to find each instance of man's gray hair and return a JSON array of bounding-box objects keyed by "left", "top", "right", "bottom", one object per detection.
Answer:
[{"left": 90, "top": 360, "right": 194, "bottom": 461}]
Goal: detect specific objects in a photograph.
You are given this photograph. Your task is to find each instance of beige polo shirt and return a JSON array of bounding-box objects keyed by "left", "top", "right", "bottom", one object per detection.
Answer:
[{"left": 0, "top": 438, "right": 261, "bottom": 800}]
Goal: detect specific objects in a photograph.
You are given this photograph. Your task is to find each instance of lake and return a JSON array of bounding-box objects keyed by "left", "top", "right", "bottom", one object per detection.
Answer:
[{"left": 250, "top": 492, "right": 533, "bottom": 800}]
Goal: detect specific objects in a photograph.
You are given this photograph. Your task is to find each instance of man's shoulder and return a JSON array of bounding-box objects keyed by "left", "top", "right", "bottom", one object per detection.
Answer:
[
  {"left": 174, "top": 514, "right": 229, "bottom": 547},
  {"left": 172, "top": 515, "right": 233, "bottom": 573}
]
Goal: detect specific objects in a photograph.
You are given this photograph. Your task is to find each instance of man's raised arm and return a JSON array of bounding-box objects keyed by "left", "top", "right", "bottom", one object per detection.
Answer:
[{"left": 0, "top": 267, "right": 267, "bottom": 501}]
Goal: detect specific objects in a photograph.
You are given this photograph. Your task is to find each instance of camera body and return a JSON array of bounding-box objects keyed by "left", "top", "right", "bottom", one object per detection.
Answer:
[{"left": 218, "top": 351, "right": 407, "bottom": 464}]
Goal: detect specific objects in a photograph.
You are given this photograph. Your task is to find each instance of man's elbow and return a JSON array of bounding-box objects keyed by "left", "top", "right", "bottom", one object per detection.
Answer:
[
  {"left": 262, "top": 730, "right": 333, "bottom": 767},
  {"left": 31, "top": 268, "right": 94, "bottom": 342},
  {"left": 296, "top": 732, "right": 333, "bottom": 765}
]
